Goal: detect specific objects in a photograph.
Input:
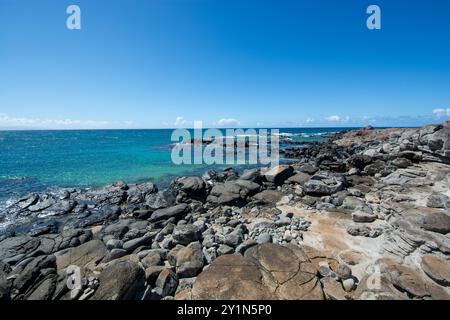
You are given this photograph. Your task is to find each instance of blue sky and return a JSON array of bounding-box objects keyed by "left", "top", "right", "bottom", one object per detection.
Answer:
[{"left": 1, "top": 0, "right": 450, "bottom": 129}]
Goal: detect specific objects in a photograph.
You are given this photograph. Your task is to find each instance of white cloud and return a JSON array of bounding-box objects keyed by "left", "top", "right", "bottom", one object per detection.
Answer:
[
  {"left": 433, "top": 108, "right": 450, "bottom": 117},
  {"left": 0, "top": 114, "right": 118, "bottom": 129},
  {"left": 325, "top": 115, "right": 350, "bottom": 123},
  {"left": 174, "top": 116, "right": 188, "bottom": 126},
  {"left": 306, "top": 118, "right": 315, "bottom": 123},
  {"left": 215, "top": 118, "right": 240, "bottom": 127}
]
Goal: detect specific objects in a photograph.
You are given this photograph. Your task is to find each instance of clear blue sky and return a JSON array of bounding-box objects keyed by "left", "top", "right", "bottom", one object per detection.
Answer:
[{"left": 1, "top": 0, "right": 450, "bottom": 129}]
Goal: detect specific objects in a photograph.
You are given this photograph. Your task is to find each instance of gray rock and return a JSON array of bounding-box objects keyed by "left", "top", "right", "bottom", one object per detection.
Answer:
[
  {"left": 426, "top": 193, "right": 450, "bottom": 209},
  {"left": 149, "top": 204, "right": 190, "bottom": 223},
  {"left": 420, "top": 212, "right": 450, "bottom": 234},
  {"left": 172, "top": 225, "right": 201, "bottom": 245},
  {"left": 217, "top": 244, "right": 234, "bottom": 255},
  {"left": 122, "top": 234, "right": 152, "bottom": 252},
  {"left": 155, "top": 269, "right": 179, "bottom": 297},
  {"left": 351, "top": 211, "right": 377, "bottom": 223},
  {"left": 256, "top": 233, "right": 272, "bottom": 244},
  {"left": 92, "top": 260, "right": 146, "bottom": 300},
  {"left": 175, "top": 242, "right": 204, "bottom": 278},
  {"left": 262, "top": 165, "right": 294, "bottom": 185}
]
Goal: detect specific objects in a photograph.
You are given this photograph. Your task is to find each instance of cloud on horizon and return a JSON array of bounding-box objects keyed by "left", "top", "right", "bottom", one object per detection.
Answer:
[{"left": 0, "top": 113, "right": 135, "bottom": 130}]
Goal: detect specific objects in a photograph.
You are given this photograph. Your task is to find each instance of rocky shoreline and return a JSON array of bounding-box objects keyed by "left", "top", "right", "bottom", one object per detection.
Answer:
[{"left": 1, "top": 121, "right": 449, "bottom": 300}]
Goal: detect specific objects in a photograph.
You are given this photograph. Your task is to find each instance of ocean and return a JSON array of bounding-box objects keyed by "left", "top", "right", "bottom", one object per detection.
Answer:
[{"left": 0, "top": 128, "right": 349, "bottom": 208}]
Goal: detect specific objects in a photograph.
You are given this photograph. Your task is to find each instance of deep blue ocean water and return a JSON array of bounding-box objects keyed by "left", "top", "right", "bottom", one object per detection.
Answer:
[{"left": 0, "top": 128, "right": 349, "bottom": 207}]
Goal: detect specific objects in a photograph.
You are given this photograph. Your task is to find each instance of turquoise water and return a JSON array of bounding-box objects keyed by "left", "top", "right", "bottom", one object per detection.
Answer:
[{"left": 0, "top": 128, "right": 347, "bottom": 205}]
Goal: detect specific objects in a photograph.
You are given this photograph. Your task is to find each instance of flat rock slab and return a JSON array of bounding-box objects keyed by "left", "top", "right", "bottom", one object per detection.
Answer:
[
  {"left": 191, "top": 243, "right": 323, "bottom": 300},
  {"left": 421, "top": 255, "right": 450, "bottom": 287},
  {"left": 55, "top": 240, "right": 107, "bottom": 271}
]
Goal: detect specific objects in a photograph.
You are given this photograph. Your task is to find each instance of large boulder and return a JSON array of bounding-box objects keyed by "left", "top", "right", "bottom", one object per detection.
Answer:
[
  {"left": 91, "top": 260, "right": 145, "bottom": 300},
  {"left": 149, "top": 204, "right": 190, "bottom": 223},
  {"left": 207, "top": 180, "right": 260, "bottom": 205},
  {"left": 175, "top": 242, "right": 205, "bottom": 278},
  {"left": 303, "top": 171, "right": 347, "bottom": 196},
  {"left": 419, "top": 211, "right": 450, "bottom": 234},
  {"left": 55, "top": 240, "right": 108, "bottom": 272},
  {"left": 191, "top": 243, "right": 323, "bottom": 300},
  {"left": 173, "top": 176, "right": 207, "bottom": 199},
  {"left": 172, "top": 225, "right": 202, "bottom": 245},
  {"left": 262, "top": 165, "right": 294, "bottom": 185},
  {"left": 421, "top": 255, "right": 450, "bottom": 287}
]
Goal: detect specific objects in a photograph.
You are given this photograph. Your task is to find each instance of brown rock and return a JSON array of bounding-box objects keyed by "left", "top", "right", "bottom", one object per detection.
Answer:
[
  {"left": 55, "top": 240, "right": 107, "bottom": 273},
  {"left": 92, "top": 260, "right": 145, "bottom": 300},
  {"left": 421, "top": 255, "right": 450, "bottom": 287},
  {"left": 191, "top": 244, "right": 324, "bottom": 300}
]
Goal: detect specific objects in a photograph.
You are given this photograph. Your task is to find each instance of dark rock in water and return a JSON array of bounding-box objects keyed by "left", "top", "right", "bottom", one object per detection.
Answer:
[
  {"left": 40, "top": 200, "right": 77, "bottom": 216},
  {"left": 420, "top": 211, "right": 450, "bottom": 234},
  {"left": 29, "top": 220, "right": 59, "bottom": 237},
  {"left": 73, "top": 205, "right": 121, "bottom": 228},
  {"left": 149, "top": 204, "right": 190, "bottom": 223},
  {"left": 92, "top": 260, "right": 146, "bottom": 300},
  {"left": 262, "top": 165, "right": 294, "bottom": 185},
  {"left": 15, "top": 194, "right": 39, "bottom": 210},
  {"left": 155, "top": 268, "right": 178, "bottom": 297},
  {"left": 28, "top": 197, "right": 56, "bottom": 212},
  {"left": 172, "top": 225, "right": 201, "bottom": 245}
]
